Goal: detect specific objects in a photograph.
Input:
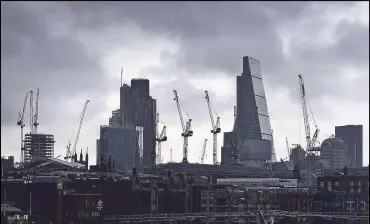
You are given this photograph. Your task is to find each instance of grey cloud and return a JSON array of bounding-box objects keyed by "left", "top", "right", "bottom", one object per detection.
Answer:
[
  {"left": 1, "top": 2, "right": 111, "bottom": 127},
  {"left": 63, "top": 2, "right": 368, "bottom": 103}
]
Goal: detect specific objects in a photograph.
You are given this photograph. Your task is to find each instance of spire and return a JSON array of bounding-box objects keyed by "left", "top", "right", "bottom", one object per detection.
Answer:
[
  {"left": 79, "top": 149, "right": 83, "bottom": 163},
  {"left": 85, "top": 147, "right": 89, "bottom": 169}
]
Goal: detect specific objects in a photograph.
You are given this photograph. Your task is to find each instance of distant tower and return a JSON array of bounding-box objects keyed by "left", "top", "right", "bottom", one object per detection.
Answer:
[
  {"left": 79, "top": 149, "right": 83, "bottom": 163},
  {"left": 85, "top": 148, "right": 89, "bottom": 169}
]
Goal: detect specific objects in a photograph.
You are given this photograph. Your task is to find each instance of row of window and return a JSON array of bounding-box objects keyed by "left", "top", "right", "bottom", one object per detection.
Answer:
[{"left": 320, "top": 181, "right": 369, "bottom": 188}]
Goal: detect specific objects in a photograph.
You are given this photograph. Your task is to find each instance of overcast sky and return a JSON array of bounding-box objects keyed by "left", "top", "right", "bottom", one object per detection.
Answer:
[{"left": 1, "top": 1, "right": 369, "bottom": 166}]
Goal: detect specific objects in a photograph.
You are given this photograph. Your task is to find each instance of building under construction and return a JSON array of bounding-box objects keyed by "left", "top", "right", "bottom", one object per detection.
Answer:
[{"left": 23, "top": 133, "right": 55, "bottom": 163}]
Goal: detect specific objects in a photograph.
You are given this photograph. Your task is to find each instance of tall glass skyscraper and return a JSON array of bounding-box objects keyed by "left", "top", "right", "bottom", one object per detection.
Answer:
[
  {"left": 120, "top": 79, "right": 157, "bottom": 168},
  {"left": 222, "top": 56, "right": 275, "bottom": 164}
]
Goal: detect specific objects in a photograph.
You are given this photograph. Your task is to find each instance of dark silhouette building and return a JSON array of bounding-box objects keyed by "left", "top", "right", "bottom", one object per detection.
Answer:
[
  {"left": 222, "top": 56, "right": 275, "bottom": 164},
  {"left": 120, "top": 79, "right": 156, "bottom": 169},
  {"left": 335, "top": 125, "right": 363, "bottom": 168}
]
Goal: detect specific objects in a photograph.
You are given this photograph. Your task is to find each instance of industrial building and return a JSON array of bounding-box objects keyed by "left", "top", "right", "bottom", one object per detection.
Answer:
[
  {"left": 221, "top": 56, "right": 275, "bottom": 165},
  {"left": 23, "top": 133, "right": 55, "bottom": 163},
  {"left": 335, "top": 125, "right": 363, "bottom": 168},
  {"left": 119, "top": 79, "right": 157, "bottom": 168}
]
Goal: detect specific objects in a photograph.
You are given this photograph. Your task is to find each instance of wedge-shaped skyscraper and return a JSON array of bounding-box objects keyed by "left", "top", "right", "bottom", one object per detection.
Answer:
[{"left": 222, "top": 56, "right": 275, "bottom": 164}]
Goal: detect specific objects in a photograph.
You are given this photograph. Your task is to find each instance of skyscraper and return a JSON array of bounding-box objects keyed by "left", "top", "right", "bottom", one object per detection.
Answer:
[
  {"left": 120, "top": 79, "right": 157, "bottom": 168},
  {"left": 221, "top": 56, "right": 275, "bottom": 164},
  {"left": 335, "top": 125, "right": 363, "bottom": 168}
]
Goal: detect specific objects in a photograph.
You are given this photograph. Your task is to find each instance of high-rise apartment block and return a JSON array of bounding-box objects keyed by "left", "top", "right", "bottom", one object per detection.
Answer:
[
  {"left": 335, "top": 125, "right": 363, "bottom": 168},
  {"left": 221, "top": 56, "right": 275, "bottom": 164},
  {"left": 23, "top": 133, "right": 55, "bottom": 163}
]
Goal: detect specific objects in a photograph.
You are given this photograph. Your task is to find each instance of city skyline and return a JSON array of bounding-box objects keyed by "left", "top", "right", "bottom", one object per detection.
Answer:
[{"left": 1, "top": 2, "right": 369, "bottom": 166}]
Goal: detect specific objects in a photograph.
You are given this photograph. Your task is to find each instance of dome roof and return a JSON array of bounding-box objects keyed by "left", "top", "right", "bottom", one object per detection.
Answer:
[{"left": 321, "top": 137, "right": 347, "bottom": 150}]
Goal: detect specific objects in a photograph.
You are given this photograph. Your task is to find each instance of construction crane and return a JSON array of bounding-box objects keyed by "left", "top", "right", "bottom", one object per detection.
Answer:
[
  {"left": 298, "top": 74, "right": 320, "bottom": 186},
  {"left": 286, "top": 137, "right": 290, "bottom": 157},
  {"left": 173, "top": 90, "right": 193, "bottom": 163},
  {"left": 65, "top": 100, "right": 90, "bottom": 162},
  {"left": 156, "top": 113, "right": 167, "bottom": 165},
  {"left": 298, "top": 74, "right": 320, "bottom": 152},
  {"left": 29, "top": 90, "right": 34, "bottom": 133},
  {"left": 17, "top": 92, "right": 29, "bottom": 164},
  {"left": 200, "top": 138, "right": 208, "bottom": 164},
  {"left": 205, "top": 90, "right": 221, "bottom": 165},
  {"left": 33, "top": 88, "right": 40, "bottom": 134}
]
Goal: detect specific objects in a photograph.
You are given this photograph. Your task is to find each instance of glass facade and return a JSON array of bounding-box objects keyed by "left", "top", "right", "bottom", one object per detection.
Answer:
[
  {"left": 120, "top": 79, "right": 157, "bottom": 168},
  {"left": 99, "top": 125, "right": 137, "bottom": 173},
  {"left": 223, "top": 56, "right": 275, "bottom": 164}
]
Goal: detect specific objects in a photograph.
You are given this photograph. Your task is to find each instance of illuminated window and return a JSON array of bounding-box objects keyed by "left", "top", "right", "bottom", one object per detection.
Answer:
[{"left": 328, "top": 181, "right": 332, "bottom": 187}]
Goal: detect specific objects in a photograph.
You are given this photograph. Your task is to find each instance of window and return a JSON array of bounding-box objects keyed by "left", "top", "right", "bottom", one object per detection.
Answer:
[
  {"left": 320, "top": 182, "right": 324, "bottom": 188},
  {"left": 358, "top": 181, "right": 362, "bottom": 186},
  {"left": 328, "top": 181, "right": 332, "bottom": 187},
  {"left": 335, "top": 181, "right": 339, "bottom": 187},
  {"left": 209, "top": 192, "right": 213, "bottom": 197},
  {"left": 358, "top": 188, "right": 362, "bottom": 193},
  {"left": 350, "top": 181, "right": 354, "bottom": 187},
  {"left": 350, "top": 188, "right": 354, "bottom": 193},
  {"left": 361, "top": 202, "right": 365, "bottom": 211}
]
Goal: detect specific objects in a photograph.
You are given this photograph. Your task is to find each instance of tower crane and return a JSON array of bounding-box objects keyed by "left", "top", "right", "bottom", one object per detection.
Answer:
[
  {"left": 173, "top": 90, "right": 193, "bottom": 163},
  {"left": 29, "top": 90, "right": 34, "bottom": 133},
  {"left": 298, "top": 74, "right": 320, "bottom": 186},
  {"left": 286, "top": 137, "right": 290, "bottom": 157},
  {"left": 205, "top": 90, "right": 221, "bottom": 165},
  {"left": 33, "top": 88, "right": 40, "bottom": 134},
  {"left": 298, "top": 74, "right": 320, "bottom": 152},
  {"left": 200, "top": 138, "right": 208, "bottom": 164},
  {"left": 156, "top": 113, "right": 167, "bottom": 164},
  {"left": 17, "top": 92, "right": 29, "bottom": 164},
  {"left": 65, "top": 100, "right": 90, "bottom": 162}
]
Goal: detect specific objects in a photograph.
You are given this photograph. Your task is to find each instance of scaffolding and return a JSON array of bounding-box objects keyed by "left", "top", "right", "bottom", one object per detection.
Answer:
[{"left": 23, "top": 133, "right": 55, "bottom": 163}]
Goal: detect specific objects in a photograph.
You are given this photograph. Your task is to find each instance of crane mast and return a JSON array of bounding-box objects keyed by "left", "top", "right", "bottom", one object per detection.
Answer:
[
  {"left": 29, "top": 90, "right": 34, "bottom": 134},
  {"left": 200, "top": 139, "right": 208, "bottom": 164},
  {"left": 17, "top": 92, "right": 29, "bottom": 164},
  {"left": 65, "top": 100, "right": 90, "bottom": 161},
  {"left": 156, "top": 113, "right": 167, "bottom": 164},
  {"left": 298, "top": 74, "right": 319, "bottom": 152},
  {"left": 205, "top": 90, "right": 221, "bottom": 165},
  {"left": 33, "top": 88, "right": 40, "bottom": 134},
  {"left": 298, "top": 75, "right": 312, "bottom": 151},
  {"left": 173, "top": 90, "right": 193, "bottom": 163}
]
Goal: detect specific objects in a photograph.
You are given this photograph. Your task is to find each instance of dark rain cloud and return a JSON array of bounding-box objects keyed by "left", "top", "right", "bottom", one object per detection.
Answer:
[{"left": 1, "top": 2, "right": 111, "bottom": 127}]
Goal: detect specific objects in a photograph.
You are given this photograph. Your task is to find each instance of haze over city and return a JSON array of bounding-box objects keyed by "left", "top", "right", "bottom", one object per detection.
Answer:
[{"left": 1, "top": 1, "right": 369, "bottom": 166}]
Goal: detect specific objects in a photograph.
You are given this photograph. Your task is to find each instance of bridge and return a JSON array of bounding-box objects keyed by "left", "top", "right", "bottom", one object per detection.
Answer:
[{"left": 104, "top": 210, "right": 369, "bottom": 223}]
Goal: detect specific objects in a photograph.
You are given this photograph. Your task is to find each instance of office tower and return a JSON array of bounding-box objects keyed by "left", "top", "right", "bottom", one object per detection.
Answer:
[
  {"left": 96, "top": 139, "right": 101, "bottom": 165},
  {"left": 23, "top": 133, "right": 55, "bottom": 163},
  {"left": 109, "top": 109, "right": 120, "bottom": 127},
  {"left": 221, "top": 56, "right": 275, "bottom": 164},
  {"left": 335, "top": 125, "right": 363, "bottom": 168},
  {"left": 120, "top": 79, "right": 156, "bottom": 168},
  {"left": 99, "top": 125, "right": 143, "bottom": 173}
]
